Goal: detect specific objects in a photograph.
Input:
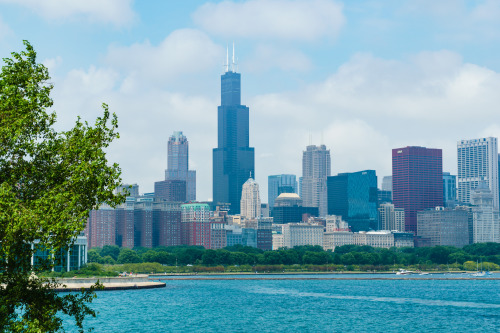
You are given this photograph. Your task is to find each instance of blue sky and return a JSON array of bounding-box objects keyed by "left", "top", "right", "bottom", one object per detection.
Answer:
[{"left": 1, "top": 0, "right": 500, "bottom": 201}]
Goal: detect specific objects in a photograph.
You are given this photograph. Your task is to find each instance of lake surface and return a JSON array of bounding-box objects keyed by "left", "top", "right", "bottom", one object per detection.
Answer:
[{"left": 64, "top": 274, "right": 500, "bottom": 332}]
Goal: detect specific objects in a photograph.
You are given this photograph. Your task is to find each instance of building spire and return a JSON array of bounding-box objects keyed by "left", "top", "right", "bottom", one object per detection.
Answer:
[
  {"left": 232, "top": 42, "right": 236, "bottom": 72},
  {"left": 225, "top": 44, "right": 229, "bottom": 72}
]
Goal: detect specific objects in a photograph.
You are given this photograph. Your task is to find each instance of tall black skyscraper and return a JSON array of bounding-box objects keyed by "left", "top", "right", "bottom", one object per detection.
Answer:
[{"left": 213, "top": 47, "right": 254, "bottom": 214}]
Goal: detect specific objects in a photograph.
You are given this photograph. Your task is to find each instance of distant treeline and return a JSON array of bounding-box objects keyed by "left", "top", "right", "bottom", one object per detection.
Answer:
[{"left": 88, "top": 243, "right": 500, "bottom": 269}]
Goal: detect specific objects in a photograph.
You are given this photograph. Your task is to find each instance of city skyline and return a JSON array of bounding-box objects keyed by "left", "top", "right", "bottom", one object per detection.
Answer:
[{"left": 2, "top": 1, "right": 500, "bottom": 201}]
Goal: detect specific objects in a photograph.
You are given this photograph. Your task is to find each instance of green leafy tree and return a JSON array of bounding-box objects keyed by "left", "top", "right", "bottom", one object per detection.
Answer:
[
  {"left": 87, "top": 249, "right": 103, "bottom": 264},
  {"left": 117, "top": 248, "right": 142, "bottom": 264},
  {"left": 0, "top": 41, "right": 123, "bottom": 332},
  {"left": 201, "top": 250, "right": 217, "bottom": 266},
  {"left": 100, "top": 245, "right": 120, "bottom": 261}
]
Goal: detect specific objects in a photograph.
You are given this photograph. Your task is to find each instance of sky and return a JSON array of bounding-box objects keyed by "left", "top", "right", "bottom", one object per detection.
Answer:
[{"left": 1, "top": 0, "right": 500, "bottom": 202}]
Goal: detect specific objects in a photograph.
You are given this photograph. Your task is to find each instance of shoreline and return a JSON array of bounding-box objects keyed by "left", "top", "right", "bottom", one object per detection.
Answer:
[{"left": 150, "top": 276, "right": 500, "bottom": 281}]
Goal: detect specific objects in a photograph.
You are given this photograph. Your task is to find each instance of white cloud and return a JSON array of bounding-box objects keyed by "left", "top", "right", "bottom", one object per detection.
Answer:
[
  {"left": 246, "top": 44, "right": 312, "bottom": 73},
  {"left": 248, "top": 50, "right": 500, "bottom": 198},
  {"left": 48, "top": 37, "right": 500, "bottom": 201},
  {"left": 308, "top": 51, "right": 500, "bottom": 121},
  {"left": 42, "top": 56, "right": 63, "bottom": 73},
  {"left": 105, "top": 29, "right": 223, "bottom": 89},
  {"left": 0, "top": 15, "right": 12, "bottom": 39},
  {"left": 402, "top": 0, "right": 500, "bottom": 41},
  {"left": 0, "top": 0, "right": 135, "bottom": 26},
  {"left": 192, "top": 0, "right": 345, "bottom": 41}
]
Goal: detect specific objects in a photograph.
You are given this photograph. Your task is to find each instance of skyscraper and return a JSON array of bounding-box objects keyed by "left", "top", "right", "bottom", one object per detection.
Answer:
[
  {"left": 417, "top": 207, "right": 469, "bottom": 247},
  {"left": 378, "top": 203, "right": 405, "bottom": 231},
  {"left": 471, "top": 182, "right": 500, "bottom": 243},
  {"left": 268, "top": 174, "right": 297, "bottom": 212},
  {"left": 302, "top": 145, "right": 331, "bottom": 217},
  {"left": 180, "top": 203, "right": 212, "bottom": 247},
  {"left": 381, "top": 176, "right": 392, "bottom": 192},
  {"left": 213, "top": 48, "right": 254, "bottom": 214},
  {"left": 443, "top": 172, "right": 457, "bottom": 207},
  {"left": 165, "top": 131, "right": 196, "bottom": 201},
  {"left": 327, "top": 170, "right": 378, "bottom": 231},
  {"left": 240, "top": 178, "right": 261, "bottom": 219},
  {"left": 392, "top": 146, "right": 443, "bottom": 234},
  {"left": 457, "top": 137, "right": 499, "bottom": 210}
]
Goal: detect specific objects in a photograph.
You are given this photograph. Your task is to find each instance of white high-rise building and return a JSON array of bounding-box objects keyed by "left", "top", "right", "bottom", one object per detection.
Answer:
[
  {"left": 302, "top": 144, "right": 331, "bottom": 217},
  {"left": 240, "top": 178, "right": 261, "bottom": 219},
  {"left": 457, "top": 137, "right": 499, "bottom": 210},
  {"left": 378, "top": 203, "right": 405, "bottom": 231},
  {"left": 471, "top": 183, "right": 500, "bottom": 243}
]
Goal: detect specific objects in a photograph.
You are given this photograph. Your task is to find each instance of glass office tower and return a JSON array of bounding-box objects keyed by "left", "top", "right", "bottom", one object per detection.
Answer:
[
  {"left": 327, "top": 170, "right": 378, "bottom": 231},
  {"left": 213, "top": 65, "right": 255, "bottom": 214}
]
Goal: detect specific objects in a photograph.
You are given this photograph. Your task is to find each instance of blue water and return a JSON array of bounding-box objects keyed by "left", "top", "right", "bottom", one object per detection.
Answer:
[{"left": 64, "top": 275, "right": 500, "bottom": 332}]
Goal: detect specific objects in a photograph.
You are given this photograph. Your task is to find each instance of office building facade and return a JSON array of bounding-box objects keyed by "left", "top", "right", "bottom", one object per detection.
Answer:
[
  {"left": 302, "top": 145, "right": 331, "bottom": 217},
  {"left": 417, "top": 207, "right": 469, "bottom": 247},
  {"left": 154, "top": 179, "right": 186, "bottom": 202},
  {"left": 378, "top": 203, "right": 405, "bottom": 232},
  {"left": 327, "top": 170, "right": 378, "bottom": 231},
  {"left": 181, "top": 203, "right": 212, "bottom": 248},
  {"left": 392, "top": 146, "right": 443, "bottom": 234},
  {"left": 282, "top": 223, "right": 324, "bottom": 248},
  {"left": 457, "top": 137, "right": 498, "bottom": 210},
  {"left": 165, "top": 131, "right": 196, "bottom": 201},
  {"left": 240, "top": 178, "right": 261, "bottom": 219},
  {"left": 212, "top": 58, "right": 254, "bottom": 214},
  {"left": 443, "top": 172, "right": 457, "bottom": 207},
  {"left": 471, "top": 183, "right": 500, "bottom": 243},
  {"left": 268, "top": 174, "right": 298, "bottom": 212}
]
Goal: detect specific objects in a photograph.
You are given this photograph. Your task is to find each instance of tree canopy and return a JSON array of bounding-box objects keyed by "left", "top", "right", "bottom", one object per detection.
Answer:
[{"left": 0, "top": 41, "right": 123, "bottom": 332}]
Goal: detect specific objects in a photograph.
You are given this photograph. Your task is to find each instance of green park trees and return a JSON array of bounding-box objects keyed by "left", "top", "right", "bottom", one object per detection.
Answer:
[{"left": 0, "top": 42, "right": 123, "bottom": 332}]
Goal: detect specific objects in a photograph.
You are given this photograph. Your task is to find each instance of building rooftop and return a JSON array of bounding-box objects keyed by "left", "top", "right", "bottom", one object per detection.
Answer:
[{"left": 276, "top": 193, "right": 301, "bottom": 199}]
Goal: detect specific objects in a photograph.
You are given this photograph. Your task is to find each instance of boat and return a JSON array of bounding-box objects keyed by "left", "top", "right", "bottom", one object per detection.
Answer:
[
  {"left": 471, "top": 260, "right": 485, "bottom": 277},
  {"left": 396, "top": 269, "right": 414, "bottom": 275}
]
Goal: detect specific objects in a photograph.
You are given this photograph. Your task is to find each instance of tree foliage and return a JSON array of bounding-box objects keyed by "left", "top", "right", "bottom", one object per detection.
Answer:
[
  {"left": 0, "top": 41, "right": 123, "bottom": 332},
  {"left": 88, "top": 242, "right": 500, "bottom": 269}
]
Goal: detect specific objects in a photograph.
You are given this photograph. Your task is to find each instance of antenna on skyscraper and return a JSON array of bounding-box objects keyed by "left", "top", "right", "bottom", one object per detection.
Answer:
[
  {"left": 225, "top": 45, "right": 229, "bottom": 72},
  {"left": 232, "top": 42, "right": 236, "bottom": 72},
  {"left": 309, "top": 133, "right": 312, "bottom": 146},
  {"left": 321, "top": 131, "right": 324, "bottom": 145}
]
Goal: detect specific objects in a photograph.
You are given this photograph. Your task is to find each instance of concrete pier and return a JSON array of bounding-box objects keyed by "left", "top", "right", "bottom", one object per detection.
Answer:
[{"left": 55, "top": 275, "right": 166, "bottom": 292}]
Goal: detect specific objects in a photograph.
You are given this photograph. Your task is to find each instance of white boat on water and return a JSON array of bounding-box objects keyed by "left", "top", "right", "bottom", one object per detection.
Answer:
[
  {"left": 471, "top": 260, "right": 486, "bottom": 277},
  {"left": 396, "top": 269, "right": 414, "bottom": 275}
]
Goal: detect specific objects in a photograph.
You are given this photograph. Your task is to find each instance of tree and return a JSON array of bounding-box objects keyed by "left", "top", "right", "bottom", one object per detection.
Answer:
[
  {"left": 117, "top": 248, "right": 142, "bottom": 264},
  {"left": 100, "top": 245, "right": 120, "bottom": 261},
  {"left": 0, "top": 41, "right": 123, "bottom": 332}
]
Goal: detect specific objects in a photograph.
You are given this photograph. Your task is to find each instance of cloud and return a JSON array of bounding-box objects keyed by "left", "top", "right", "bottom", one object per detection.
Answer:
[
  {"left": 0, "top": 0, "right": 135, "bottom": 26},
  {"left": 0, "top": 15, "right": 12, "bottom": 39},
  {"left": 192, "top": 0, "right": 345, "bottom": 41},
  {"left": 402, "top": 0, "right": 500, "bottom": 41},
  {"left": 105, "top": 29, "right": 223, "bottom": 89},
  {"left": 308, "top": 51, "right": 500, "bottom": 121},
  {"left": 245, "top": 44, "right": 312, "bottom": 73},
  {"left": 48, "top": 36, "right": 500, "bottom": 202},
  {"left": 249, "top": 49, "right": 500, "bottom": 198},
  {"left": 42, "top": 56, "right": 63, "bottom": 73}
]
